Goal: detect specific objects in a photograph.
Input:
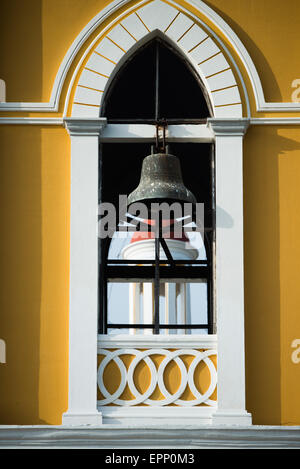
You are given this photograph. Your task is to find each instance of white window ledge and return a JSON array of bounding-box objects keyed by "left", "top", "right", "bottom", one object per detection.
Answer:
[{"left": 98, "top": 334, "right": 217, "bottom": 349}]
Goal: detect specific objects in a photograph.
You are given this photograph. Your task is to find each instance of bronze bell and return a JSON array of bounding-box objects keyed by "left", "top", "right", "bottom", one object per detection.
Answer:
[{"left": 128, "top": 152, "right": 196, "bottom": 206}]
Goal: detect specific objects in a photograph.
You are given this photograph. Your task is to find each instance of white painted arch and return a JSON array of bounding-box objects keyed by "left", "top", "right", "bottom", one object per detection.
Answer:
[
  {"left": 70, "top": 1, "right": 244, "bottom": 118},
  {"left": 1, "top": 0, "right": 299, "bottom": 114}
]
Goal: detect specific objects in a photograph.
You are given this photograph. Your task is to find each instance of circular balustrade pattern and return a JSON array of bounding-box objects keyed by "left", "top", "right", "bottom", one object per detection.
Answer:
[{"left": 97, "top": 348, "right": 217, "bottom": 407}]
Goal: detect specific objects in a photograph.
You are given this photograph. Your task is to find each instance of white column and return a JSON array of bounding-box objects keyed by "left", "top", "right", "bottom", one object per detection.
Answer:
[
  {"left": 208, "top": 118, "right": 252, "bottom": 425},
  {"left": 62, "top": 118, "right": 107, "bottom": 426}
]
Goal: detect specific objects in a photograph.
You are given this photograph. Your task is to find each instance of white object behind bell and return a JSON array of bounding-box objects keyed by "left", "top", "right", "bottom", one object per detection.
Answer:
[{"left": 122, "top": 238, "right": 198, "bottom": 334}]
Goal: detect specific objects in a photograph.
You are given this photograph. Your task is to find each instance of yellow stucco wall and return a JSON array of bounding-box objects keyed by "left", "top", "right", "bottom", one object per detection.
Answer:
[
  {"left": 0, "top": 125, "right": 70, "bottom": 424},
  {"left": 244, "top": 125, "right": 300, "bottom": 425},
  {"left": 0, "top": 0, "right": 300, "bottom": 425},
  {"left": 1, "top": 0, "right": 299, "bottom": 108}
]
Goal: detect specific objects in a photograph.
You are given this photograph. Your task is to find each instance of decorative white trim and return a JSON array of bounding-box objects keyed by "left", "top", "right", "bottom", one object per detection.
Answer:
[
  {"left": 98, "top": 347, "right": 217, "bottom": 407},
  {"left": 1, "top": 117, "right": 300, "bottom": 126},
  {"left": 97, "top": 335, "right": 217, "bottom": 424},
  {"left": 99, "top": 406, "right": 215, "bottom": 425},
  {"left": 69, "top": 2, "right": 243, "bottom": 118},
  {"left": 64, "top": 117, "right": 107, "bottom": 136},
  {"left": 98, "top": 333, "right": 217, "bottom": 349},
  {"left": 62, "top": 118, "right": 106, "bottom": 426},
  {"left": 208, "top": 118, "right": 252, "bottom": 426},
  {"left": 209, "top": 410, "right": 252, "bottom": 426},
  {"left": 0, "top": 118, "right": 64, "bottom": 125},
  {"left": 250, "top": 117, "right": 300, "bottom": 125},
  {"left": 0, "top": 425, "right": 300, "bottom": 448},
  {"left": 0, "top": 102, "right": 58, "bottom": 112},
  {"left": 207, "top": 117, "right": 250, "bottom": 136},
  {"left": 0, "top": 0, "right": 299, "bottom": 114},
  {"left": 255, "top": 102, "right": 300, "bottom": 113},
  {"left": 2, "top": 117, "right": 300, "bottom": 127}
]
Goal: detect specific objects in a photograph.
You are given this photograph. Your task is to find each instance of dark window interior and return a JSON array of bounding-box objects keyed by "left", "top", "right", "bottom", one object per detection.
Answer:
[{"left": 102, "top": 38, "right": 211, "bottom": 120}]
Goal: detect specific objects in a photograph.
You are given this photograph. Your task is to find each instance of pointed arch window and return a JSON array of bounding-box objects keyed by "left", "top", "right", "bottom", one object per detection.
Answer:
[
  {"left": 98, "top": 38, "right": 215, "bottom": 335},
  {"left": 102, "top": 38, "right": 212, "bottom": 120}
]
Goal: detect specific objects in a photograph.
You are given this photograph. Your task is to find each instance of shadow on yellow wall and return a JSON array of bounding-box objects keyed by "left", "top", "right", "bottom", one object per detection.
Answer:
[
  {"left": 0, "top": 126, "right": 70, "bottom": 424},
  {"left": 0, "top": 0, "right": 43, "bottom": 102},
  {"left": 204, "top": 0, "right": 282, "bottom": 103},
  {"left": 244, "top": 126, "right": 300, "bottom": 425}
]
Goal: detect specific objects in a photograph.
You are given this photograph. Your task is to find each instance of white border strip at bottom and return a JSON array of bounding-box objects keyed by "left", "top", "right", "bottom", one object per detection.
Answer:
[{"left": 0, "top": 425, "right": 300, "bottom": 448}]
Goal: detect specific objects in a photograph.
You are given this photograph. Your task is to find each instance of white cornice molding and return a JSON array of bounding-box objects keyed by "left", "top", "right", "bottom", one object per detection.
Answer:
[
  {"left": 0, "top": 0, "right": 299, "bottom": 114},
  {"left": 64, "top": 117, "right": 107, "bottom": 136},
  {"left": 207, "top": 118, "right": 250, "bottom": 136},
  {"left": 0, "top": 117, "right": 64, "bottom": 125},
  {"left": 1, "top": 117, "right": 300, "bottom": 127},
  {"left": 257, "top": 103, "right": 300, "bottom": 112},
  {"left": 0, "top": 102, "right": 58, "bottom": 112},
  {"left": 250, "top": 117, "right": 300, "bottom": 125}
]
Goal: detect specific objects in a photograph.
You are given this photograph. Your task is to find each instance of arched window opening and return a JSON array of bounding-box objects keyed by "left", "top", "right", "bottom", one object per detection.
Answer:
[
  {"left": 99, "top": 38, "right": 214, "bottom": 336},
  {"left": 102, "top": 38, "right": 212, "bottom": 121}
]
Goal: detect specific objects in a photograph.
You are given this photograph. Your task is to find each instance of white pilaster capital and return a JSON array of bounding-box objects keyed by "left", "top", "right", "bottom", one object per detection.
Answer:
[
  {"left": 207, "top": 118, "right": 250, "bottom": 137},
  {"left": 64, "top": 117, "right": 107, "bottom": 137}
]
